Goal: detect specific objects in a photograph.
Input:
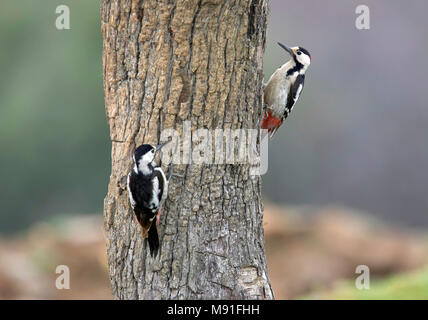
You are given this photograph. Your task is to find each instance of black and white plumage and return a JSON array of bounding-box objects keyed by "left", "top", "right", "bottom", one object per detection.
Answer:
[
  {"left": 127, "top": 142, "right": 169, "bottom": 257},
  {"left": 262, "top": 42, "right": 311, "bottom": 138}
]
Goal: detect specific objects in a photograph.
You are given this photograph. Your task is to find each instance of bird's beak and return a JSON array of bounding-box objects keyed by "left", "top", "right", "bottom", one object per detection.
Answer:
[
  {"left": 278, "top": 42, "right": 293, "bottom": 56},
  {"left": 155, "top": 140, "right": 171, "bottom": 154}
]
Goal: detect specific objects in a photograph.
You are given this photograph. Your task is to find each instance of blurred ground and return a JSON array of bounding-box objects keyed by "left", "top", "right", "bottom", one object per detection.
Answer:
[
  {"left": 0, "top": 205, "right": 427, "bottom": 299},
  {"left": 0, "top": 216, "right": 110, "bottom": 299},
  {"left": 264, "top": 205, "right": 428, "bottom": 299},
  {"left": 305, "top": 266, "right": 428, "bottom": 300}
]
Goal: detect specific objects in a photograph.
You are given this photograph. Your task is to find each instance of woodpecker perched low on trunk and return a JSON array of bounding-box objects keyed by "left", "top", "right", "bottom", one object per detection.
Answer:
[
  {"left": 127, "top": 141, "right": 170, "bottom": 257},
  {"left": 262, "top": 42, "right": 311, "bottom": 138}
]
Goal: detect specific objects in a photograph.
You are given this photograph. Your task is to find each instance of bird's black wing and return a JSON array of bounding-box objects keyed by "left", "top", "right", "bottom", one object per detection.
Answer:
[
  {"left": 129, "top": 171, "right": 152, "bottom": 207},
  {"left": 284, "top": 74, "right": 305, "bottom": 118},
  {"left": 128, "top": 171, "right": 156, "bottom": 226}
]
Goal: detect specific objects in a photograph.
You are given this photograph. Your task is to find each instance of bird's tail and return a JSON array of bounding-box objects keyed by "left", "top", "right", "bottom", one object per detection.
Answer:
[
  {"left": 137, "top": 213, "right": 160, "bottom": 257},
  {"left": 147, "top": 219, "right": 160, "bottom": 257}
]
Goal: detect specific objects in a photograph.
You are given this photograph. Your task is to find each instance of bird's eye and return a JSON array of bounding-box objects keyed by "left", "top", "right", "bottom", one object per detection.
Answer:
[
  {"left": 151, "top": 150, "right": 154, "bottom": 153},
  {"left": 297, "top": 51, "right": 302, "bottom": 55}
]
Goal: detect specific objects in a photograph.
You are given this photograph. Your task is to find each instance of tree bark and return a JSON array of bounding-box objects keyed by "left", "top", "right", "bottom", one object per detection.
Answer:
[{"left": 102, "top": 0, "right": 273, "bottom": 299}]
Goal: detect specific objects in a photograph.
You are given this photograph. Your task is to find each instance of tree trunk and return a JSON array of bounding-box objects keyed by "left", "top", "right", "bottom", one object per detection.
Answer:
[{"left": 102, "top": 0, "right": 273, "bottom": 299}]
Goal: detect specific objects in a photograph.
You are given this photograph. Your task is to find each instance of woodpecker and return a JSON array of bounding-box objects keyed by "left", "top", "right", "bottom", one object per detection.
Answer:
[
  {"left": 127, "top": 141, "right": 170, "bottom": 257},
  {"left": 262, "top": 42, "right": 311, "bottom": 138}
]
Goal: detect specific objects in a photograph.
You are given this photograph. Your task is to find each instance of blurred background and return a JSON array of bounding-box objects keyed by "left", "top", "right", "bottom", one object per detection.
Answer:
[{"left": 0, "top": 0, "right": 427, "bottom": 299}]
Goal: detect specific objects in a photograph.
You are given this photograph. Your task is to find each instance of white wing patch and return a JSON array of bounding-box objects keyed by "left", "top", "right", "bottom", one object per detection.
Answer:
[
  {"left": 149, "top": 176, "right": 160, "bottom": 211},
  {"left": 154, "top": 167, "right": 168, "bottom": 203},
  {"left": 295, "top": 84, "right": 303, "bottom": 101},
  {"left": 127, "top": 173, "right": 136, "bottom": 208},
  {"left": 133, "top": 155, "right": 138, "bottom": 174},
  {"left": 290, "top": 84, "right": 303, "bottom": 112}
]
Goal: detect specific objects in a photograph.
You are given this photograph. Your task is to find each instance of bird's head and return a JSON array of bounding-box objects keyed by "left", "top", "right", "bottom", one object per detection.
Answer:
[
  {"left": 278, "top": 42, "right": 311, "bottom": 68},
  {"left": 133, "top": 141, "right": 170, "bottom": 173}
]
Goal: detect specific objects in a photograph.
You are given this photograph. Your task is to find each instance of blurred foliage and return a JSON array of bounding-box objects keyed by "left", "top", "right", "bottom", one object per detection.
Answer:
[
  {"left": 0, "top": 1, "right": 108, "bottom": 232},
  {"left": 305, "top": 267, "right": 428, "bottom": 299}
]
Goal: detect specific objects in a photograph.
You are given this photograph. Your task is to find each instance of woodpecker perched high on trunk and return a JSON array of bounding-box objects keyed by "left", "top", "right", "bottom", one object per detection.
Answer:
[
  {"left": 127, "top": 141, "right": 170, "bottom": 257},
  {"left": 262, "top": 42, "right": 311, "bottom": 138}
]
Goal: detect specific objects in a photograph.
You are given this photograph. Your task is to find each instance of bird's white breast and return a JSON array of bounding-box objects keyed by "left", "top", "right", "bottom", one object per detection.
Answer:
[{"left": 265, "top": 62, "right": 296, "bottom": 117}]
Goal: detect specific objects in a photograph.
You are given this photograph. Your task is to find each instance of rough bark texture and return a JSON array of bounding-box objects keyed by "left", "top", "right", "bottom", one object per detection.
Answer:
[{"left": 102, "top": 0, "right": 273, "bottom": 299}]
